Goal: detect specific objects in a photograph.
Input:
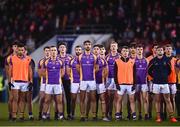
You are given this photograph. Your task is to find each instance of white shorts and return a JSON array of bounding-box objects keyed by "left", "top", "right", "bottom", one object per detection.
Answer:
[
  {"left": 12, "top": 82, "right": 29, "bottom": 92},
  {"left": 136, "top": 84, "right": 149, "bottom": 92},
  {"left": 148, "top": 81, "right": 153, "bottom": 93},
  {"left": 106, "top": 78, "right": 116, "bottom": 90},
  {"left": 45, "top": 84, "right": 63, "bottom": 95},
  {"left": 71, "top": 83, "right": 80, "bottom": 94},
  {"left": 80, "top": 80, "right": 96, "bottom": 91},
  {"left": 153, "top": 84, "right": 170, "bottom": 94},
  {"left": 40, "top": 83, "right": 46, "bottom": 92},
  {"left": 96, "top": 83, "right": 106, "bottom": 94},
  {"left": 169, "top": 84, "right": 177, "bottom": 94},
  {"left": 117, "top": 85, "right": 135, "bottom": 95}
]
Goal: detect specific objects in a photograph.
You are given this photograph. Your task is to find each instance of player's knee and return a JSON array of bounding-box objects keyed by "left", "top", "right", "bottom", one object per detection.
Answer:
[
  {"left": 44, "top": 98, "right": 50, "bottom": 104},
  {"left": 129, "top": 97, "right": 135, "bottom": 103}
]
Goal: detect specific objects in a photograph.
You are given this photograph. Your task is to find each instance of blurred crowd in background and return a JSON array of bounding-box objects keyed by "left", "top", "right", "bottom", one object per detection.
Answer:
[{"left": 0, "top": 0, "right": 179, "bottom": 70}]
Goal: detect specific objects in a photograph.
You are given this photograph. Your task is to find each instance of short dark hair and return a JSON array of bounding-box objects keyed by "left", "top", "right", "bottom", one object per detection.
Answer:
[
  {"left": 130, "top": 42, "right": 136, "bottom": 48},
  {"left": 75, "top": 45, "right": 82, "bottom": 49},
  {"left": 17, "top": 43, "right": 25, "bottom": 48},
  {"left": 11, "top": 40, "right": 19, "bottom": 47},
  {"left": 50, "top": 45, "right": 57, "bottom": 49},
  {"left": 122, "top": 46, "right": 129, "bottom": 49},
  {"left": 156, "top": 45, "right": 164, "bottom": 49},
  {"left": 99, "top": 44, "right": 105, "bottom": 49},
  {"left": 136, "top": 44, "right": 144, "bottom": 48},
  {"left": 58, "top": 42, "right": 67, "bottom": 48},
  {"left": 83, "top": 40, "right": 91, "bottom": 45},
  {"left": 165, "top": 44, "right": 173, "bottom": 48},
  {"left": 93, "top": 44, "right": 100, "bottom": 48},
  {"left": 152, "top": 42, "right": 158, "bottom": 48},
  {"left": 44, "top": 46, "right": 50, "bottom": 50}
]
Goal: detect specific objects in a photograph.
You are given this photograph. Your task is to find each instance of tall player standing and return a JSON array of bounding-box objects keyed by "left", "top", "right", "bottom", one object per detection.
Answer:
[
  {"left": 5, "top": 41, "right": 18, "bottom": 120},
  {"left": 114, "top": 46, "right": 136, "bottom": 120},
  {"left": 146, "top": 43, "right": 158, "bottom": 119},
  {"left": 135, "top": 44, "right": 149, "bottom": 120},
  {"left": 93, "top": 45, "right": 109, "bottom": 121},
  {"left": 8, "top": 43, "right": 33, "bottom": 121},
  {"left": 58, "top": 42, "right": 73, "bottom": 120},
  {"left": 42, "top": 46, "right": 65, "bottom": 120},
  {"left": 37, "top": 46, "right": 50, "bottom": 120},
  {"left": 67, "top": 45, "right": 82, "bottom": 119},
  {"left": 165, "top": 44, "right": 180, "bottom": 113},
  {"left": 105, "top": 41, "right": 120, "bottom": 119},
  {"left": 148, "top": 46, "right": 177, "bottom": 123},
  {"left": 77, "top": 40, "right": 98, "bottom": 121}
]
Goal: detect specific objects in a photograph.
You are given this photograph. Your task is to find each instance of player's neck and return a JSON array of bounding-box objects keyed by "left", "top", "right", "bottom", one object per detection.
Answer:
[
  {"left": 45, "top": 56, "right": 49, "bottom": 59},
  {"left": 100, "top": 54, "right": 105, "bottom": 59},
  {"left": 111, "top": 51, "right": 117, "bottom": 56},
  {"left": 137, "top": 54, "right": 143, "bottom": 59},
  {"left": 60, "top": 52, "right": 66, "bottom": 57},
  {"left": 51, "top": 56, "right": 57, "bottom": 61},
  {"left": 157, "top": 55, "right": 163, "bottom": 59},
  {"left": 85, "top": 50, "right": 91, "bottom": 55}
]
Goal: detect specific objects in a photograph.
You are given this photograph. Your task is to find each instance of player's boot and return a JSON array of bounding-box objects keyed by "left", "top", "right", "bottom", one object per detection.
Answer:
[
  {"left": 102, "top": 117, "right": 110, "bottom": 122},
  {"left": 170, "top": 117, "right": 177, "bottom": 123},
  {"left": 144, "top": 114, "right": 149, "bottom": 120},
  {"left": 156, "top": 116, "right": 162, "bottom": 123},
  {"left": 132, "top": 112, "right": 137, "bottom": 120},
  {"left": 80, "top": 117, "right": 85, "bottom": 122}
]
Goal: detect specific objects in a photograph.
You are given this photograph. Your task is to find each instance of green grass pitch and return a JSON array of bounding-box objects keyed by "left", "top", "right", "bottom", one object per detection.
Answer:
[{"left": 0, "top": 103, "right": 179, "bottom": 126}]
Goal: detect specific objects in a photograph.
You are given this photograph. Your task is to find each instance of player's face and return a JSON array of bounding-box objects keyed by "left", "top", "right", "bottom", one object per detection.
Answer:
[
  {"left": 152, "top": 46, "right": 158, "bottom": 55},
  {"left": 121, "top": 48, "right": 129, "bottom": 58},
  {"left": 136, "top": 47, "right": 143, "bottom": 56},
  {"left": 12, "top": 44, "right": 18, "bottom": 53},
  {"left": 100, "top": 47, "right": 106, "bottom": 55},
  {"left": 44, "top": 48, "right": 50, "bottom": 58},
  {"left": 75, "top": 47, "right": 82, "bottom": 56},
  {"left": 157, "top": 48, "right": 164, "bottom": 56},
  {"left": 110, "top": 43, "right": 118, "bottom": 52},
  {"left": 24, "top": 50, "right": 27, "bottom": 56},
  {"left": 59, "top": 45, "right": 67, "bottom": 53},
  {"left": 84, "top": 42, "right": 91, "bottom": 51},
  {"left": 93, "top": 46, "right": 100, "bottom": 56},
  {"left": 165, "top": 46, "right": 173, "bottom": 56},
  {"left": 50, "top": 47, "right": 58, "bottom": 57},
  {"left": 17, "top": 47, "right": 25, "bottom": 56}
]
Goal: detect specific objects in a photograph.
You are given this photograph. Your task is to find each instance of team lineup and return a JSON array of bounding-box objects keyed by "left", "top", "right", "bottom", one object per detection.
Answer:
[{"left": 5, "top": 40, "right": 180, "bottom": 123}]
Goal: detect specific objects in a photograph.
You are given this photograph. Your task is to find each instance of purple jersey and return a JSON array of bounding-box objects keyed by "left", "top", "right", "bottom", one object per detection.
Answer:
[
  {"left": 96, "top": 57, "right": 107, "bottom": 84},
  {"left": 135, "top": 57, "right": 148, "bottom": 84},
  {"left": 45, "top": 58, "right": 64, "bottom": 84},
  {"left": 58, "top": 54, "right": 72, "bottom": 80},
  {"left": 38, "top": 57, "right": 47, "bottom": 84},
  {"left": 69, "top": 56, "right": 80, "bottom": 83},
  {"left": 79, "top": 52, "right": 97, "bottom": 81},
  {"left": 106, "top": 53, "right": 120, "bottom": 78}
]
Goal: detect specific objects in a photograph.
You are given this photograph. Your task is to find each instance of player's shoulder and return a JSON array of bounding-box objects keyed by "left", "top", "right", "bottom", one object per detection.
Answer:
[{"left": 67, "top": 54, "right": 73, "bottom": 59}]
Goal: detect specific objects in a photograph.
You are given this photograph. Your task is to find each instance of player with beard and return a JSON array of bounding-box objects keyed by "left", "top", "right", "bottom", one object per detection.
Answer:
[
  {"left": 67, "top": 45, "right": 82, "bottom": 119},
  {"left": 8, "top": 43, "right": 33, "bottom": 121},
  {"left": 148, "top": 46, "right": 177, "bottom": 123},
  {"left": 77, "top": 40, "right": 98, "bottom": 121}
]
